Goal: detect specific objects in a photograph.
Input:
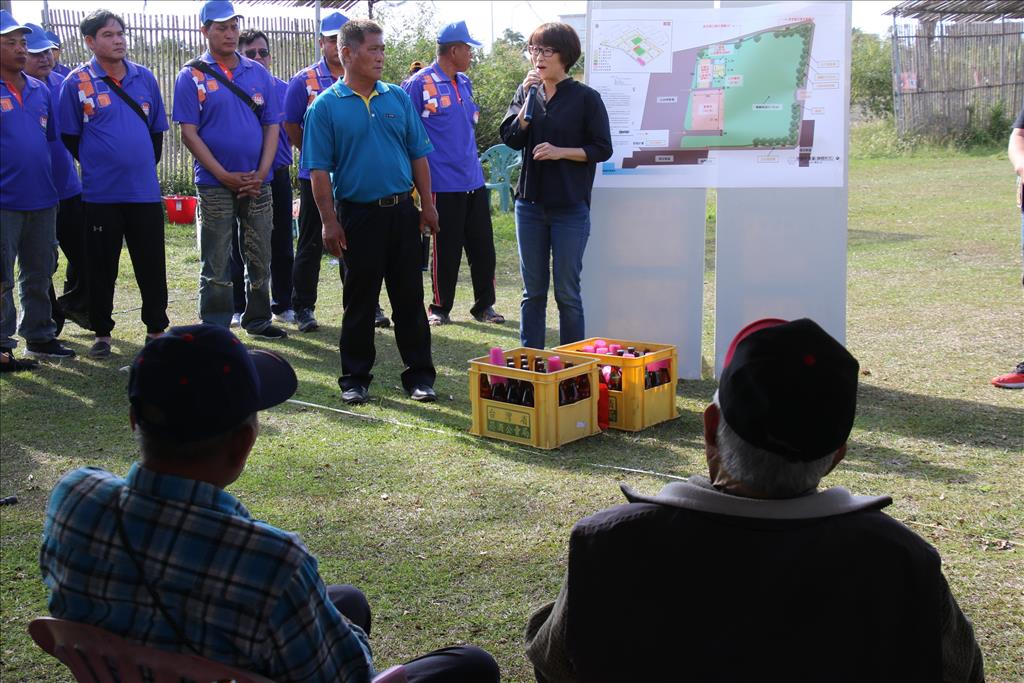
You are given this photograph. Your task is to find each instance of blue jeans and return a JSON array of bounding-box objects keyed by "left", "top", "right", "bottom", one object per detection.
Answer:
[
  {"left": 515, "top": 199, "right": 590, "bottom": 348},
  {"left": 197, "top": 184, "right": 273, "bottom": 332},
  {"left": 1, "top": 206, "right": 58, "bottom": 349}
]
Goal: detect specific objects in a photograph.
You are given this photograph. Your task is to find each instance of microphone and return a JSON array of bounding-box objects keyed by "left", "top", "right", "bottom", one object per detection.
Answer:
[{"left": 524, "top": 85, "right": 539, "bottom": 122}]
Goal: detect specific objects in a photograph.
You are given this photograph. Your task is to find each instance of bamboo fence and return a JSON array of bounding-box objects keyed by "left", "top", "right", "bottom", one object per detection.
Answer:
[{"left": 891, "top": 19, "right": 1024, "bottom": 136}]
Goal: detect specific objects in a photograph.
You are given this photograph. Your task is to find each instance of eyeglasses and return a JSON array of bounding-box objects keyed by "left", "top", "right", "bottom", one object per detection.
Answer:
[
  {"left": 244, "top": 48, "right": 270, "bottom": 58},
  {"left": 526, "top": 45, "right": 558, "bottom": 57}
]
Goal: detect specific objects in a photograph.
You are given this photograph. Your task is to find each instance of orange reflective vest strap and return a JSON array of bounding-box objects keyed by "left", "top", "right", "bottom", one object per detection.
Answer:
[{"left": 1, "top": 80, "right": 23, "bottom": 107}]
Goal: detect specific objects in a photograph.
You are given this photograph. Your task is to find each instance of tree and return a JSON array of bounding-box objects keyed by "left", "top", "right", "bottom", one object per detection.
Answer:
[{"left": 851, "top": 28, "right": 893, "bottom": 118}]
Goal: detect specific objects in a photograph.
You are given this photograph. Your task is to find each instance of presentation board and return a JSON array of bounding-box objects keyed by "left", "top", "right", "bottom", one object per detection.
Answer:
[
  {"left": 590, "top": 2, "right": 847, "bottom": 188},
  {"left": 585, "top": 1, "right": 850, "bottom": 380}
]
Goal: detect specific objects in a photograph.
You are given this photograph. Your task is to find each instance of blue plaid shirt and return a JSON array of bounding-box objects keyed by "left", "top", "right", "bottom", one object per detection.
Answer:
[{"left": 40, "top": 465, "right": 375, "bottom": 683}]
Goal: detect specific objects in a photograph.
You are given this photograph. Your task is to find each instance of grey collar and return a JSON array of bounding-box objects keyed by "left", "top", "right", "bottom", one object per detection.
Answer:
[{"left": 621, "top": 476, "right": 891, "bottom": 520}]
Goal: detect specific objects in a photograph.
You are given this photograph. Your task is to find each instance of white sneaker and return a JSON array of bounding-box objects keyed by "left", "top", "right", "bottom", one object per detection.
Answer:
[
  {"left": 230, "top": 313, "right": 242, "bottom": 328},
  {"left": 272, "top": 309, "right": 296, "bottom": 324}
]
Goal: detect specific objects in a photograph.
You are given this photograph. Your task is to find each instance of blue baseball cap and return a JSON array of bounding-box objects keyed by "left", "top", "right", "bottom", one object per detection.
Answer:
[
  {"left": 129, "top": 324, "right": 297, "bottom": 442},
  {"left": 320, "top": 11, "right": 348, "bottom": 37},
  {"left": 0, "top": 9, "right": 30, "bottom": 36},
  {"left": 437, "top": 20, "right": 482, "bottom": 47},
  {"left": 200, "top": 0, "right": 242, "bottom": 24},
  {"left": 45, "top": 30, "right": 61, "bottom": 47},
  {"left": 24, "top": 23, "right": 57, "bottom": 54}
]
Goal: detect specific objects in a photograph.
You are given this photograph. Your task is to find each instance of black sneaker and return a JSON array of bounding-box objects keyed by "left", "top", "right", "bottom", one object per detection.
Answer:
[
  {"left": 0, "top": 348, "right": 37, "bottom": 372},
  {"left": 87, "top": 340, "right": 112, "bottom": 359},
  {"left": 296, "top": 308, "right": 319, "bottom": 333},
  {"left": 375, "top": 306, "right": 391, "bottom": 328},
  {"left": 248, "top": 325, "right": 288, "bottom": 340},
  {"left": 25, "top": 339, "right": 76, "bottom": 359}
]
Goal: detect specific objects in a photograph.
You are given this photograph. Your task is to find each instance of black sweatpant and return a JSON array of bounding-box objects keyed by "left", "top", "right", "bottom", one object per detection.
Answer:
[
  {"left": 325, "top": 585, "right": 500, "bottom": 682},
  {"left": 337, "top": 197, "right": 434, "bottom": 391},
  {"left": 83, "top": 201, "right": 168, "bottom": 337},
  {"left": 292, "top": 177, "right": 326, "bottom": 313},
  {"left": 231, "top": 167, "right": 294, "bottom": 314},
  {"left": 430, "top": 186, "right": 497, "bottom": 317},
  {"left": 48, "top": 194, "right": 89, "bottom": 322}
]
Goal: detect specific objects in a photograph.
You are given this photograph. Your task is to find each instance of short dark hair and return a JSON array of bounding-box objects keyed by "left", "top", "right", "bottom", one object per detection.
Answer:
[
  {"left": 340, "top": 19, "right": 383, "bottom": 51},
  {"left": 135, "top": 412, "right": 257, "bottom": 465},
  {"left": 437, "top": 42, "right": 459, "bottom": 58},
  {"left": 239, "top": 28, "right": 268, "bottom": 49},
  {"left": 528, "top": 22, "right": 581, "bottom": 71},
  {"left": 80, "top": 9, "right": 126, "bottom": 39}
]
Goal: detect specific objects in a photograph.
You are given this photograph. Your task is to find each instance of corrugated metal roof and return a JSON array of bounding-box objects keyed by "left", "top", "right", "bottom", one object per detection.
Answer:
[
  {"left": 240, "top": 0, "right": 361, "bottom": 8},
  {"left": 884, "top": 1, "right": 1024, "bottom": 22}
]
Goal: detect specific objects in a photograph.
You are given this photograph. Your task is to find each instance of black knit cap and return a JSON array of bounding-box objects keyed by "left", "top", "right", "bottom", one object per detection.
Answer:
[
  {"left": 129, "top": 324, "right": 297, "bottom": 442},
  {"left": 718, "top": 318, "right": 859, "bottom": 462}
]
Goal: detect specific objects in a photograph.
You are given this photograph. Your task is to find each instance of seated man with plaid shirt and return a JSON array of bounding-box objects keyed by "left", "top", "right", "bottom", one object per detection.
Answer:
[{"left": 39, "top": 324, "right": 499, "bottom": 683}]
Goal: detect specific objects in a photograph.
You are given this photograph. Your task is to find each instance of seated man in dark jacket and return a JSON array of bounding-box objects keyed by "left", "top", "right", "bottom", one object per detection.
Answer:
[{"left": 525, "top": 318, "right": 984, "bottom": 683}]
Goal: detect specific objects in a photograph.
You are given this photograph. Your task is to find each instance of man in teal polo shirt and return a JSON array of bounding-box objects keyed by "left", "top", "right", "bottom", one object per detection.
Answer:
[
  {"left": 173, "top": 0, "right": 285, "bottom": 340},
  {"left": 302, "top": 19, "right": 439, "bottom": 405}
]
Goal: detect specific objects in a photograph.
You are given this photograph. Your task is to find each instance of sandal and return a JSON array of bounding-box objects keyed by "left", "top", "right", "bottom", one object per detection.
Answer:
[
  {"left": 428, "top": 311, "right": 451, "bottom": 326},
  {"left": 472, "top": 307, "right": 505, "bottom": 324}
]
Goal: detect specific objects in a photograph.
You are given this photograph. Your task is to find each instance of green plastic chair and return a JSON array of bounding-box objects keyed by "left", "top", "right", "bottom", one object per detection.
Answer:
[{"left": 479, "top": 144, "right": 521, "bottom": 213}]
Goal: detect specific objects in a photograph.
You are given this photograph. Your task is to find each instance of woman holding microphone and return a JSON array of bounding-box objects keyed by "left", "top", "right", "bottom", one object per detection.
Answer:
[{"left": 500, "top": 23, "right": 612, "bottom": 349}]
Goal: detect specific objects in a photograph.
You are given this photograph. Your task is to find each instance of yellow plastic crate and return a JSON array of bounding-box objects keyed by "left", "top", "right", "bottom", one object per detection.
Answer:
[
  {"left": 554, "top": 337, "right": 679, "bottom": 432},
  {"left": 469, "top": 348, "right": 600, "bottom": 450}
]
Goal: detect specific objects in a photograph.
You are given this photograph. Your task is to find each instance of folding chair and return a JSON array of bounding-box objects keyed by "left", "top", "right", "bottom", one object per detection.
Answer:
[{"left": 29, "top": 617, "right": 406, "bottom": 682}]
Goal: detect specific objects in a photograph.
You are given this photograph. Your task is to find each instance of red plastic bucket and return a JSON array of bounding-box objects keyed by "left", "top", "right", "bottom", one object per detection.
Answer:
[{"left": 164, "top": 195, "right": 197, "bottom": 224}]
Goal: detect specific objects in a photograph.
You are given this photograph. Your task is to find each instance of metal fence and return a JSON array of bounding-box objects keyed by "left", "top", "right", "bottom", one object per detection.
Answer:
[
  {"left": 891, "top": 19, "right": 1024, "bottom": 136},
  {"left": 47, "top": 9, "right": 319, "bottom": 190}
]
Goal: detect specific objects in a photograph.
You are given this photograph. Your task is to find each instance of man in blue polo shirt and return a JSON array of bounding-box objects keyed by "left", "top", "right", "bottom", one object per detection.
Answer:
[
  {"left": 173, "top": 0, "right": 285, "bottom": 339},
  {"left": 303, "top": 19, "right": 439, "bottom": 405},
  {"left": 0, "top": 9, "right": 75, "bottom": 364},
  {"left": 402, "top": 21, "right": 503, "bottom": 328},
  {"left": 23, "top": 25, "right": 90, "bottom": 336},
  {"left": 59, "top": 9, "right": 169, "bottom": 359},
  {"left": 228, "top": 28, "right": 294, "bottom": 329},
  {"left": 46, "top": 31, "right": 71, "bottom": 80}
]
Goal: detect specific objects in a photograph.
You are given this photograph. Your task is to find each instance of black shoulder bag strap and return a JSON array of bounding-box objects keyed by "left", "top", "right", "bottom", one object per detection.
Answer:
[
  {"left": 114, "top": 494, "right": 203, "bottom": 656},
  {"left": 99, "top": 76, "right": 149, "bottom": 127},
  {"left": 186, "top": 59, "right": 262, "bottom": 120}
]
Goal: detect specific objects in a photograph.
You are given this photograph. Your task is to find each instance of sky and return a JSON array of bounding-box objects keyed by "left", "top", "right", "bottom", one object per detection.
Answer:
[{"left": 10, "top": 0, "right": 904, "bottom": 46}]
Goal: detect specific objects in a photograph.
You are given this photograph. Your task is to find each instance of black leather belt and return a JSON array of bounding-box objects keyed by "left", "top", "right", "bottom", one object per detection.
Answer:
[{"left": 344, "top": 191, "right": 411, "bottom": 208}]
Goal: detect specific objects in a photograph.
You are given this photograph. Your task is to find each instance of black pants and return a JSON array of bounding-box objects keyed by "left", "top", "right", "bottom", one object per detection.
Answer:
[
  {"left": 231, "top": 167, "right": 294, "bottom": 315},
  {"left": 326, "top": 585, "right": 500, "bottom": 682},
  {"left": 337, "top": 197, "right": 434, "bottom": 391},
  {"left": 430, "top": 187, "right": 496, "bottom": 317},
  {"left": 292, "top": 177, "right": 326, "bottom": 312},
  {"left": 47, "top": 194, "right": 89, "bottom": 325},
  {"left": 83, "top": 201, "right": 168, "bottom": 337}
]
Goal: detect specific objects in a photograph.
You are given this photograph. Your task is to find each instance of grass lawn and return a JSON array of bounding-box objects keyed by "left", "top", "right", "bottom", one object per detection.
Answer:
[{"left": 2, "top": 154, "right": 1022, "bottom": 681}]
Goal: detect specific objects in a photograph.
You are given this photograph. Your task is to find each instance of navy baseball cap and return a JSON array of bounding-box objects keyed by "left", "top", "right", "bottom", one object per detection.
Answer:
[
  {"left": 200, "top": 0, "right": 242, "bottom": 24},
  {"left": 437, "top": 20, "right": 482, "bottom": 47},
  {"left": 718, "top": 318, "right": 859, "bottom": 462},
  {"left": 45, "top": 30, "right": 61, "bottom": 46},
  {"left": 129, "top": 325, "right": 297, "bottom": 442},
  {"left": 24, "top": 24, "right": 56, "bottom": 54},
  {"left": 320, "top": 11, "right": 348, "bottom": 37},
  {"left": 0, "top": 10, "right": 30, "bottom": 36}
]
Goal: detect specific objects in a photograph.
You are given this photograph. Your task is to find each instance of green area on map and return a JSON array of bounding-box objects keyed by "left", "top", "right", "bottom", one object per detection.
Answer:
[{"left": 682, "top": 23, "right": 812, "bottom": 149}]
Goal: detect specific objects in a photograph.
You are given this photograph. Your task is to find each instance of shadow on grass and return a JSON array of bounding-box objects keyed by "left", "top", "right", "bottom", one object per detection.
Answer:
[
  {"left": 856, "top": 383, "right": 1022, "bottom": 451},
  {"left": 847, "top": 229, "right": 921, "bottom": 247}
]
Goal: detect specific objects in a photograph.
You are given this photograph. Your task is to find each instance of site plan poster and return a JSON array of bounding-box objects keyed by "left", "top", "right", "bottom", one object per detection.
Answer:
[{"left": 590, "top": 2, "right": 847, "bottom": 188}]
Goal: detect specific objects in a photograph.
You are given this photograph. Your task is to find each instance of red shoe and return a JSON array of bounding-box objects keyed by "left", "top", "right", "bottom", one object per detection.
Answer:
[{"left": 991, "top": 362, "right": 1024, "bottom": 389}]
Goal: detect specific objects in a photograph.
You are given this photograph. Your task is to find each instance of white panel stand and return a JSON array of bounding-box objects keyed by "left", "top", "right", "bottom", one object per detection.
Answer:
[
  {"left": 713, "top": 0, "right": 852, "bottom": 377},
  {"left": 585, "top": 0, "right": 713, "bottom": 380}
]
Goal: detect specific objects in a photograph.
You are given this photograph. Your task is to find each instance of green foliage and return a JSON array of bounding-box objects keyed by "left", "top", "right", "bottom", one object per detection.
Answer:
[
  {"left": 159, "top": 172, "right": 196, "bottom": 196},
  {"left": 376, "top": 6, "right": 442, "bottom": 85},
  {"left": 959, "top": 101, "right": 1013, "bottom": 147},
  {"left": 851, "top": 29, "right": 893, "bottom": 119},
  {"left": 467, "top": 39, "right": 529, "bottom": 152}
]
